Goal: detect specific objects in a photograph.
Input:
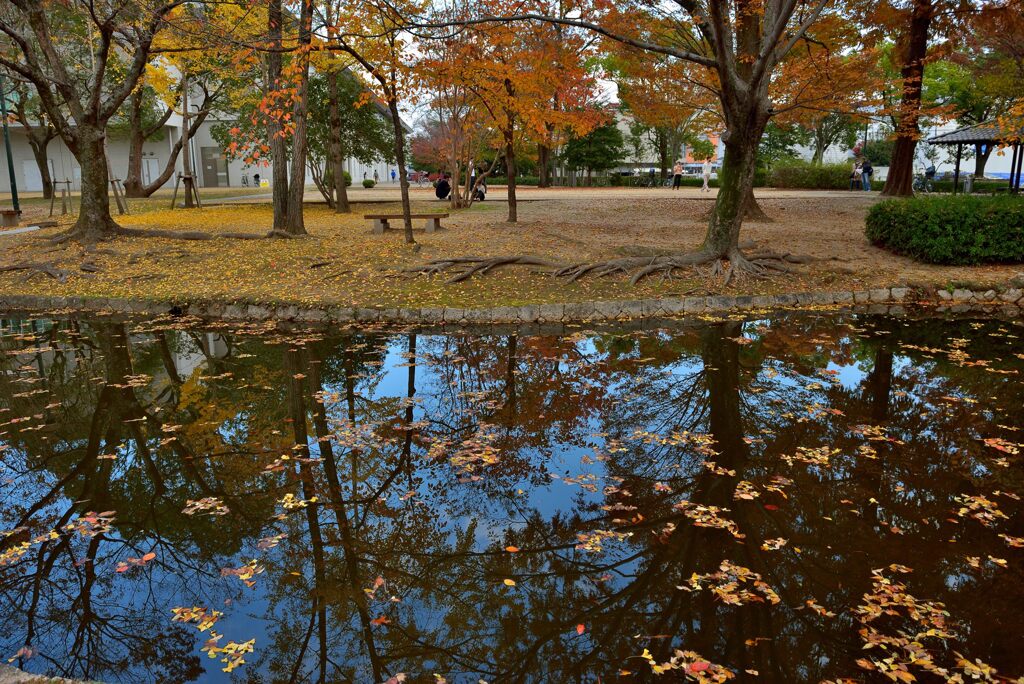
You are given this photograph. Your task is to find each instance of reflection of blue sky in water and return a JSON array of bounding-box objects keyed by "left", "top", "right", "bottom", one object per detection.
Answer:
[{"left": 0, "top": 312, "right": 1021, "bottom": 682}]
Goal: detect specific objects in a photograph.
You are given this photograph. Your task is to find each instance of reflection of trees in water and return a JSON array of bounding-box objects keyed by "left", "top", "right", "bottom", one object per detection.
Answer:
[{"left": 0, "top": 315, "right": 1021, "bottom": 682}]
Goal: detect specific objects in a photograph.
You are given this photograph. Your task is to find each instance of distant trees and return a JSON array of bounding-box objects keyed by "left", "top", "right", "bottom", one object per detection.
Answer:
[
  {"left": 560, "top": 120, "right": 624, "bottom": 184},
  {"left": 0, "top": 0, "right": 184, "bottom": 240},
  {"left": 305, "top": 71, "right": 394, "bottom": 211},
  {"left": 10, "top": 82, "right": 57, "bottom": 200}
]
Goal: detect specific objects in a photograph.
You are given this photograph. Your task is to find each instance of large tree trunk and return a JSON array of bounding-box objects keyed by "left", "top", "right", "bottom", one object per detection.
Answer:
[
  {"left": 744, "top": 187, "right": 770, "bottom": 221},
  {"left": 974, "top": 143, "right": 992, "bottom": 178},
  {"left": 72, "top": 130, "right": 120, "bottom": 241},
  {"left": 702, "top": 129, "right": 763, "bottom": 258},
  {"left": 882, "top": 0, "right": 933, "bottom": 197},
  {"left": 327, "top": 71, "right": 350, "bottom": 214},
  {"left": 123, "top": 128, "right": 146, "bottom": 198},
  {"left": 27, "top": 140, "right": 53, "bottom": 200},
  {"left": 123, "top": 87, "right": 178, "bottom": 198},
  {"left": 504, "top": 125, "right": 518, "bottom": 223},
  {"left": 284, "top": 0, "right": 312, "bottom": 236},
  {"left": 537, "top": 141, "right": 552, "bottom": 187},
  {"left": 267, "top": 0, "right": 289, "bottom": 231},
  {"left": 122, "top": 89, "right": 147, "bottom": 197},
  {"left": 387, "top": 97, "right": 414, "bottom": 243},
  {"left": 812, "top": 122, "right": 826, "bottom": 165},
  {"left": 658, "top": 132, "right": 669, "bottom": 180}
]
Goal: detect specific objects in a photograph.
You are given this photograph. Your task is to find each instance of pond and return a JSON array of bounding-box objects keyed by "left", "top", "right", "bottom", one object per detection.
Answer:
[{"left": 0, "top": 311, "right": 1022, "bottom": 683}]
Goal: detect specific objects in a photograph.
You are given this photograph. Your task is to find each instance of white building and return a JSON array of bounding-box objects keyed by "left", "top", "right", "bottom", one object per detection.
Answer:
[{"left": 0, "top": 110, "right": 402, "bottom": 196}]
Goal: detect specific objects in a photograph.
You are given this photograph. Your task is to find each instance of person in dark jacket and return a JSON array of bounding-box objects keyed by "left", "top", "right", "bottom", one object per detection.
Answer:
[
  {"left": 861, "top": 160, "right": 873, "bottom": 192},
  {"left": 434, "top": 174, "right": 451, "bottom": 200}
]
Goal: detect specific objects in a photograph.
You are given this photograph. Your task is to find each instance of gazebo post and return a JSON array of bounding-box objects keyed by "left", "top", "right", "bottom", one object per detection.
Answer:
[
  {"left": 953, "top": 143, "right": 962, "bottom": 194},
  {"left": 1015, "top": 141, "right": 1024, "bottom": 193},
  {"left": 1010, "top": 143, "right": 1020, "bottom": 193}
]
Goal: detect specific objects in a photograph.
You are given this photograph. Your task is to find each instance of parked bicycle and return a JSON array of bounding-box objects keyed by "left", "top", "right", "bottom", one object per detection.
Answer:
[{"left": 912, "top": 165, "right": 936, "bottom": 193}]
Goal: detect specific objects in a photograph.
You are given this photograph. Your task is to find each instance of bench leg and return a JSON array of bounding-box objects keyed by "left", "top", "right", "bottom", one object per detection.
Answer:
[
  {"left": 425, "top": 218, "right": 440, "bottom": 233},
  {"left": 373, "top": 218, "right": 388, "bottom": 234}
]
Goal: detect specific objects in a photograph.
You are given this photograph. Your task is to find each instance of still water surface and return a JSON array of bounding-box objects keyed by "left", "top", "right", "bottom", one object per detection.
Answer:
[{"left": 0, "top": 312, "right": 1022, "bottom": 683}]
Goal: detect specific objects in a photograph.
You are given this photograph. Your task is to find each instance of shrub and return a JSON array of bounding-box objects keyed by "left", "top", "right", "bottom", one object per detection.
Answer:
[
  {"left": 486, "top": 175, "right": 541, "bottom": 186},
  {"left": 928, "top": 178, "right": 1007, "bottom": 194},
  {"left": 865, "top": 195, "right": 1024, "bottom": 265},
  {"left": 362, "top": 179, "right": 376, "bottom": 188},
  {"left": 344, "top": 171, "right": 352, "bottom": 187},
  {"left": 769, "top": 161, "right": 851, "bottom": 189}
]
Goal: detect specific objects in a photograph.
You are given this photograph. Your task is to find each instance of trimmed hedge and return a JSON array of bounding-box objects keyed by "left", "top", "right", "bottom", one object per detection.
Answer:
[
  {"left": 769, "top": 161, "right": 852, "bottom": 189},
  {"left": 865, "top": 195, "right": 1024, "bottom": 265},
  {"left": 485, "top": 176, "right": 541, "bottom": 186},
  {"left": 362, "top": 179, "right": 376, "bottom": 188},
  {"left": 928, "top": 179, "right": 1009, "bottom": 194}
]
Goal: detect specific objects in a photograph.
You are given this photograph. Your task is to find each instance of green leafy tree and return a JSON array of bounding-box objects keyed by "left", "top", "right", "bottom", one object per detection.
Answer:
[
  {"left": 306, "top": 71, "right": 395, "bottom": 208},
  {"left": 757, "top": 122, "right": 811, "bottom": 171},
  {"left": 560, "top": 121, "right": 624, "bottom": 185}
]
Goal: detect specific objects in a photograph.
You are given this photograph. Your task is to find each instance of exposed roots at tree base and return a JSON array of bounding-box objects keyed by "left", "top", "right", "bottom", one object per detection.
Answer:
[
  {"left": 0, "top": 262, "right": 71, "bottom": 282},
  {"left": 403, "top": 248, "right": 816, "bottom": 286},
  {"left": 50, "top": 226, "right": 305, "bottom": 244},
  {"left": 402, "top": 256, "right": 559, "bottom": 283}
]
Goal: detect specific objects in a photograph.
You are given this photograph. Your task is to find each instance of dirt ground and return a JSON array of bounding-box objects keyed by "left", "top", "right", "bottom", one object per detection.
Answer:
[{"left": 0, "top": 188, "right": 1018, "bottom": 311}]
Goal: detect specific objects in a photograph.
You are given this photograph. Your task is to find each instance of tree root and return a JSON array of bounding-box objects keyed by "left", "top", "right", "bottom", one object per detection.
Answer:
[
  {"left": 402, "top": 256, "right": 559, "bottom": 284},
  {"left": 0, "top": 262, "right": 70, "bottom": 282},
  {"left": 48, "top": 226, "right": 304, "bottom": 243},
  {"left": 115, "top": 227, "right": 302, "bottom": 240},
  {"left": 403, "top": 246, "right": 817, "bottom": 286}
]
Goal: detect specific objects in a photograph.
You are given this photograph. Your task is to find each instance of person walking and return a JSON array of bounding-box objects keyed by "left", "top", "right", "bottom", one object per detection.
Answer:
[
  {"left": 373, "top": 170, "right": 379, "bottom": 183},
  {"left": 672, "top": 160, "right": 683, "bottom": 190},
  {"left": 391, "top": 169, "right": 396, "bottom": 182},
  {"left": 861, "top": 159, "right": 873, "bottom": 192},
  {"left": 701, "top": 158, "right": 713, "bottom": 192}
]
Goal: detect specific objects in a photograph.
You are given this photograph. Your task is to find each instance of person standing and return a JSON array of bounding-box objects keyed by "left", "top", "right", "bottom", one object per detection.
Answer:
[
  {"left": 391, "top": 169, "right": 396, "bottom": 182},
  {"left": 702, "top": 158, "right": 713, "bottom": 192},
  {"left": 850, "top": 160, "right": 861, "bottom": 190},
  {"left": 672, "top": 160, "right": 683, "bottom": 190},
  {"left": 861, "top": 159, "right": 873, "bottom": 192}
]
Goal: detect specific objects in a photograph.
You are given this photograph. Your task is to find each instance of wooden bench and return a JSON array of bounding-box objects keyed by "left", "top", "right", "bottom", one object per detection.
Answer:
[
  {"left": 364, "top": 213, "right": 449, "bottom": 234},
  {"left": 0, "top": 210, "right": 20, "bottom": 228}
]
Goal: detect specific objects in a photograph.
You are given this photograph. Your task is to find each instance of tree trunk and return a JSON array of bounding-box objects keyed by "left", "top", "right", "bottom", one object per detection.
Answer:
[
  {"left": 123, "top": 89, "right": 147, "bottom": 197},
  {"left": 537, "top": 142, "right": 551, "bottom": 187},
  {"left": 504, "top": 125, "right": 518, "bottom": 223},
  {"left": 658, "top": 133, "right": 669, "bottom": 180},
  {"left": 881, "top": 0, "right": 933, "bottom": 197},
  {"left": 702, "top": 130, "right": 763, "bottom": 258},
  {"left": 812, "top": 123, "right": 826, "bottom": 165},
  {"left": 267, "top": 0, "right": 289, "bottom": 231},
  {"left": 123, "top": 131, "right": 147, "bottom": 198},
  {"left": 744, "top": 187, "right": 770, "bottom": 221},
  {"left": 72, "top": 130, "right": 120, "bottom": 240},
  {"left": 387, "top": 97, "right": 414, "bottom": 243},
  {"left": 327, "top": 71, "right": 350, "bottom": 214},
  {"left": 283, "top": 0, "right": 312, "bottom": 235},
  {"left": 974, "top": 143, "right": 992, "bottom": 178},
  {"left": 27, "top": 140, "right": 53, "bottom": 200}
]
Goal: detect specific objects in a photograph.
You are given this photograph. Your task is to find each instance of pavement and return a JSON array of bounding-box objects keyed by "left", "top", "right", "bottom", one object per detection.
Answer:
[{"left": 206, "top": 184, "right": 871, "bottom": 205}]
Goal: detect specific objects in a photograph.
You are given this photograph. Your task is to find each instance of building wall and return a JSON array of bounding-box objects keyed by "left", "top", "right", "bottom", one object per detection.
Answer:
[{"left": 0, "top": 119, "right": 398, "bottom": 196}]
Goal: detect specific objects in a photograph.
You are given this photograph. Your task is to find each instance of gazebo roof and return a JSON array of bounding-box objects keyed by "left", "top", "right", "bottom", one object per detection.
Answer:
[{"left": 927, "top": 121, "right": 1023, "bottom": 145}]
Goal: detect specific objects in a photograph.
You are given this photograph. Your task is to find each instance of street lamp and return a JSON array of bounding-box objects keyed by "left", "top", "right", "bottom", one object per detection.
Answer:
[{"left": 0, "top": 73, "right": 20, "bottom": 214}]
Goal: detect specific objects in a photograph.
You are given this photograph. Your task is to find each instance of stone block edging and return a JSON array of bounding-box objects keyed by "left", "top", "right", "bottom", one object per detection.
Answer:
[{"left": 0, "top": 285, "right": 1020, "bottom": 325}]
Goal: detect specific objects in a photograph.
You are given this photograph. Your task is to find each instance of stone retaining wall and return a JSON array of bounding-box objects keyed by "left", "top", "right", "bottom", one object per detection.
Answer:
[{"left": 1, "top": 285, "right": 1021, "bottom": 325}]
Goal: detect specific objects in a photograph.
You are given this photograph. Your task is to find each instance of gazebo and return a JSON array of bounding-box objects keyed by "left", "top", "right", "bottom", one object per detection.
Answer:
[{"left": 927, "top": 121, "right": 1024, "bottom": 194}]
